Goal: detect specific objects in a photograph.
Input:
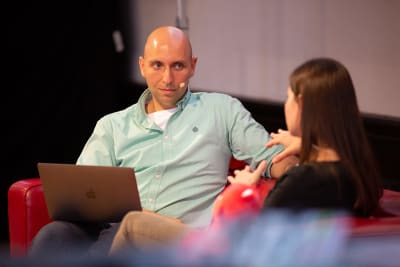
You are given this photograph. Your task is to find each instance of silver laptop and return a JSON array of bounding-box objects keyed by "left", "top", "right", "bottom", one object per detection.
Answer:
[{"left": 37, "top": 163, "right": 142, "bottom": 223}]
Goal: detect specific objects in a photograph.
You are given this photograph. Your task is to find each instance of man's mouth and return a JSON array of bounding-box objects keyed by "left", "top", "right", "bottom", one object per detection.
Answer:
[{"left": 160, "top": 88, "right": 176, "bottom": 92}]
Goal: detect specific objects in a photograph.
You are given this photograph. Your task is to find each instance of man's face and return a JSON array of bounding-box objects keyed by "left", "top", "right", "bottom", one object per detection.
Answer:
[{"left": 139, "top": 38, "right": 197, "bottom": 112}]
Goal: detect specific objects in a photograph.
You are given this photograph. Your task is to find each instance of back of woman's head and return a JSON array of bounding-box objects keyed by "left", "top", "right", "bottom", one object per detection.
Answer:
[{"left": 290, "top": 58, "right": 382, "bottom": 216}]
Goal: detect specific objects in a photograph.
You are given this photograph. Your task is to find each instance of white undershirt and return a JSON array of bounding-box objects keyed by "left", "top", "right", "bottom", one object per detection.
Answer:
[{"left": 148, "top": 107, "right": 178, "bottom": 130}]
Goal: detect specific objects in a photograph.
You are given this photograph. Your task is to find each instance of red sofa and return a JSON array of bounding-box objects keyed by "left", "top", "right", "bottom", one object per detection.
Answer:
[{"left": 7, "top": 159, "right": 400, "bottom": 257}]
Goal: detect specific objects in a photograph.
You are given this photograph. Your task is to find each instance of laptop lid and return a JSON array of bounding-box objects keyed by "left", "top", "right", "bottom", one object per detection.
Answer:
[{"left": 37, "top": 163, "right": 142, "bottom": 223}]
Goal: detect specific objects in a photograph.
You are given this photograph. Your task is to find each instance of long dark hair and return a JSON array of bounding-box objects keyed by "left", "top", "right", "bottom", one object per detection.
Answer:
[{"left": 289, "top": 58, "right": 382, "bottom": 216}]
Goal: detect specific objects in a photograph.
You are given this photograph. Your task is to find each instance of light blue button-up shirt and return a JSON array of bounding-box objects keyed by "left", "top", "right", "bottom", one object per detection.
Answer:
[{"left": 77, "top": 89, "right": 283, "bottom": 227}]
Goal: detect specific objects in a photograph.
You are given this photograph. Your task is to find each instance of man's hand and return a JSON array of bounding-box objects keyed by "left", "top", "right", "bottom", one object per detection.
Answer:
[{"left": 227, "top": 160, "right": 267, "bottom": 186}]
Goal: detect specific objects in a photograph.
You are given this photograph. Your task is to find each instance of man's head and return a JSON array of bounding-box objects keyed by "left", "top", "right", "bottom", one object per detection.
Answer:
[{"left": 139, "top": 26, "right": 198, "bottom": 113}]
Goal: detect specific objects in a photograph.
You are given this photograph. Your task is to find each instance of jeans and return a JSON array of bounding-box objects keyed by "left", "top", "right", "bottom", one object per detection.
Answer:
[{"left": 28, "top": 221, "right": 120, "bottom": 257}]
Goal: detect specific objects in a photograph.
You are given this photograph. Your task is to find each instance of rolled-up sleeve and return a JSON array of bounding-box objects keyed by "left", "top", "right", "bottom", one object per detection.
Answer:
[{"left": 226, "top": 96, "right": 284, "bottom": 177}]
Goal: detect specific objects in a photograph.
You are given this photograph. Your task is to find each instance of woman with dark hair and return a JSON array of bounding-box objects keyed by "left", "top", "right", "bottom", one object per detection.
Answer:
[
  {"left": 109, "top": 58, "right": 383, "bottom": 254},
  {"left": 230, "top": 57, "right": 383, "bottom": 217}
]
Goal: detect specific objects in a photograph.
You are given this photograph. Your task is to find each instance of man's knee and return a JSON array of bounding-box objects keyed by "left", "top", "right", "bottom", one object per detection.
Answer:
[
  {"left": 29, "top": 221, "right": 94, "bottom": 256},
  {"left": 122, "top": 211, "right": 144, "bottom": 231},
  {"left": 34, "top": 221, "right": 92, "bottom": 241},
  {"left": 123, "top": 211, "right": 188, "bottom": 246}
]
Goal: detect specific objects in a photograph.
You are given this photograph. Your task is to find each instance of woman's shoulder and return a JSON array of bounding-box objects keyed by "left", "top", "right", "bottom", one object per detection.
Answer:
[
  {"left": 264, "top": 161, "right": 356, "bottom": 212},
  {"left": 278, "top": 161, "right": 349, "bottom": 189},
  {"left": 285, "top": 161, "right": 346, "bottom": 178}
]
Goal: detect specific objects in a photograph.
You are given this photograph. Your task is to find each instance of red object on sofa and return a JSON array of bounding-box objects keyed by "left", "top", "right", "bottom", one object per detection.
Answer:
[
  {"left": 7, "top": 158, "right": 400, "bottom": 257},
  {"left": 8, "top": 178, "right": 53, "bottom": 256}
]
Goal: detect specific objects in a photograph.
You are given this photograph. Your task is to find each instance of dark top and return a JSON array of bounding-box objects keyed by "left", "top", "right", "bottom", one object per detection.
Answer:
[{"left": 263, "top": 162, "right": 361, "bottom": 216}]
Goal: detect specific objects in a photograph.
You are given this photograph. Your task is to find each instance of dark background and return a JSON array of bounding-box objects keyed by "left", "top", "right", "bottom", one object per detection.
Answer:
[
  {"left": 2, "top": 0, "right": 142, "bottom": 249},
  {"left": 2, "top": 0, "right": 400, "bottom": 255}
]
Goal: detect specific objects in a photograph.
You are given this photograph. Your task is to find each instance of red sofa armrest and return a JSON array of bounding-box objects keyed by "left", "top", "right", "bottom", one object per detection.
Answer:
[{"left": 8, "top": 178, "right": 52, "bottom": 257}]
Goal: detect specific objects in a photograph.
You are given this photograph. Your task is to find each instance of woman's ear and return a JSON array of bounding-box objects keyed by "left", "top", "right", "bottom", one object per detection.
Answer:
[
  {"left": 296, "top": 94, "right": 303, "bottom": 130},
  {"left": 297, "top": 94, "right": 303, "bottom": 111}
]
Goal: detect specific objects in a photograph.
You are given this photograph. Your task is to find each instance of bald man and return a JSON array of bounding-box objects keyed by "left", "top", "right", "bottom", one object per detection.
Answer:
[{"left": 29, "top": 26, "right": 297, "bottom": 256}]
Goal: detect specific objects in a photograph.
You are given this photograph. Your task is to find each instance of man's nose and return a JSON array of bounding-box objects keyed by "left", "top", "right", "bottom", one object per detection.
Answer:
[{"left": 162, "top": 68, "right": 173, "bottom": 84}]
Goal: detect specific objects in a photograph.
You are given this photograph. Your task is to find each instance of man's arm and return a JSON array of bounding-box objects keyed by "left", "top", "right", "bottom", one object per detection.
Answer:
[
  {"left": 266, "top": 129, "right": 301, "bottom": 165},
  {"left": 226, "top": 155, "right": 298, "bottom": 184},
  {"left": 266, "top": 129, "right": 301, "bottom": 178},
  {"left": 269, "top": 155, "right": 299, "bottom": 179},
  {"left": 76, "top": 117, "right": 116, "bottom": 166}
]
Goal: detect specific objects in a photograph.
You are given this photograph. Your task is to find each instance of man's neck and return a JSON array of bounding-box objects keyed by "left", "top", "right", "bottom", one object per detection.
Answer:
[{"left": 145, "top": 99, "right": 176, "bottom": 114}]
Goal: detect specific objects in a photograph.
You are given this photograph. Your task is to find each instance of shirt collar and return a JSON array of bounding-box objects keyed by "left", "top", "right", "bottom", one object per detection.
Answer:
[
  {"left": 176, "top": 88, "right": 192, "bottom": 110},
  {"left": 140, "top": 88, "right": 192, "bottom": 111},
  {"left": 136, "top": 88, "right": 192, "bottom": 126}
]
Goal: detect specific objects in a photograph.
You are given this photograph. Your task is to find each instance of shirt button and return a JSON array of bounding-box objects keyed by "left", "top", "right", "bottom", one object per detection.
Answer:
[
  {"left": 155, "top": 174, "right": 161, "bottom": 179},
  {"left": 164, "top": 135, "right": 168, "bottom": 140}
]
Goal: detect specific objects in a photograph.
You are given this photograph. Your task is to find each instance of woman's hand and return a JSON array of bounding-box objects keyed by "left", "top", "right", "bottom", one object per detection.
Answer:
[
  {"left": 227, "top": 160, "right": 267, "bottom": 185},
  {"left": 266, "top": 129, "right": 301, "bottom": 164}
]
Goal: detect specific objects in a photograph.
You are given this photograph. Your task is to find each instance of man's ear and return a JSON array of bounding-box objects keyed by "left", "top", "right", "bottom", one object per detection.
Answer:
[
  {"left": 189, "top": 56, "right": 198, "bottom": 78},
  {"left": 138, "top": 56, "right": 145, "bottom": 77}
]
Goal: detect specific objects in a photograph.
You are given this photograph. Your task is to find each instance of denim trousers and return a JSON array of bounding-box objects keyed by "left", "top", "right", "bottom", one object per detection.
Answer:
[{"left": 28, "top": 221, "right": 120, "bottom": 257}]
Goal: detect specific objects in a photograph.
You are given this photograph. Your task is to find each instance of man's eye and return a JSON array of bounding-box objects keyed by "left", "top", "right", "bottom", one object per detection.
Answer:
[
  {"left": 152, "top": 62, "right": 162, "bottom": 69},
  {"left": 173, "top": 63, "right": 184, "bottom": 70}
]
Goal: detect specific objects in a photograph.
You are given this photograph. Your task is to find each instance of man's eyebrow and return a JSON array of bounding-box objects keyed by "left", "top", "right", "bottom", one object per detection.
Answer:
[
  {"left": 148, "top": 59, "right": 162, "bottom": 64},
  {"left": 171, "top": 60, "right": 185, "bottom": 65}
]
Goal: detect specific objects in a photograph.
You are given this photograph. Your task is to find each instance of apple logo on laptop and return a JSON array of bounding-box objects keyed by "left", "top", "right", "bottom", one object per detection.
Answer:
[{"left": 86, "top": 189, "right": 96, "bottom": 199}]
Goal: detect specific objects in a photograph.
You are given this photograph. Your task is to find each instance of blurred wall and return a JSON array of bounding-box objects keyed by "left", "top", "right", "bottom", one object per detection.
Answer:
[{"left": 130, "top": 0, "right": 400, "bottom": 117}]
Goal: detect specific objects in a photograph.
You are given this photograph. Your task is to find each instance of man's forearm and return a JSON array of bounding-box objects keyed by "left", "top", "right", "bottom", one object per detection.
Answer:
[{"left": 269, "top": 155, "right": 299, "bottom": 179}]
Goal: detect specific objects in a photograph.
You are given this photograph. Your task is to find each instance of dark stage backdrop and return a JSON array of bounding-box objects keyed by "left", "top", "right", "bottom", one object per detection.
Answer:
[{"left": 2, "top": 0, "right": 141, "bottom": 249}]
